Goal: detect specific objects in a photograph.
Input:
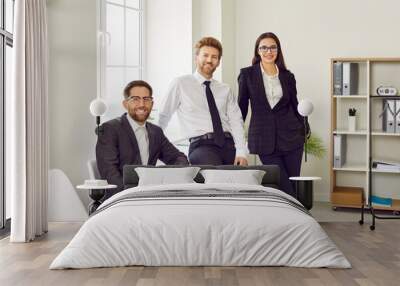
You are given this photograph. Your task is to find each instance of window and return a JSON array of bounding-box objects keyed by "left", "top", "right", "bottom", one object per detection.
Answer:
[
  {"left": 97, "top": 0, "right": 144, "bottom": 121},
  {"left": 0, "top": 0, "right": 14, "bottom": 232}
]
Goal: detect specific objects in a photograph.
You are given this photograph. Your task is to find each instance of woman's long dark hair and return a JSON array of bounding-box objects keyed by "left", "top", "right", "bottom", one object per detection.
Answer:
[{"left": 252, "top": 32, "right": 287, "bottom": 71}]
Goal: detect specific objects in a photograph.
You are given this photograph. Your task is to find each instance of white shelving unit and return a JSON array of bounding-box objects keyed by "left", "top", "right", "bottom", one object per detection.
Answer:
[
  {"left": 333, "top": 95, "right": 368, "bottom": 99},
  {"left": 330, "top": 58, "right": 400, "bottom": 213},
  {"left": 371, "top": 131, "right": 400, "bottom": 136},
  {"left": 333, "top": 130, "right": 367, "bottom": 135},
  {"left": 333, "top": 166, "right": 368, "bottom": 172}
]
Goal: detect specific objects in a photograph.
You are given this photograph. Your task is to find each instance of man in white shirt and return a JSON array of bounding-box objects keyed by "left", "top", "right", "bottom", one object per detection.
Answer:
[
  {"left": 96, "top": 80, "right": 188, "bottom": 200},
  {"left": 159, "top": 37, "right": 248, "bottom": 165}
]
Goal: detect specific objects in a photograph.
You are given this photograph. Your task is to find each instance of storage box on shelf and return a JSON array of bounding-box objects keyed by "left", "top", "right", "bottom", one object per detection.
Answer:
[{"left": 331, "top": 186, "right": 364, "bottom": 208}]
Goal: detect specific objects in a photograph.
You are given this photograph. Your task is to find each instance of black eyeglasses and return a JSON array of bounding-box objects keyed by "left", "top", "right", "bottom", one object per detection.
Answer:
[
  {"left": 258, "top": 45, "right": 278, "bottom": 53},
  {"left": 127, "top": 96, "right": 153, "bottom": 104}
]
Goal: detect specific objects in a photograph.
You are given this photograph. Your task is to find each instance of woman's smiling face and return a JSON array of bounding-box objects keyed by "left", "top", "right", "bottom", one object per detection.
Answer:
[{"left": 258, "top": 37, "right": 278, "bottom": 64}]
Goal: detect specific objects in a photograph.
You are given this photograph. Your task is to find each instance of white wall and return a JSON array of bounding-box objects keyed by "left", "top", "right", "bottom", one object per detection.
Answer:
[
  {"left": 46, "top": 0, "right": 194, "bottom": 214},
  {"left": 192, "top": 0, "right": 221, "bottom": 43},
  {"left": 146, "top": 0, "right": 193, "bottom": 142},
  {"left": 235, "top": 0, "right": 400, "bottom": 201},
  {"left": 191, "top": 0, "right": 235, "bottom": 86},
  {"left": 46, "top": 0, "right": 400, "bottom": 204},
  {"left": 220, "top": 0, "right": 236, "bottom": 89},
  {"left": 153, "top": 0, "right": 233, "bottom": 142},
  {"left": 47, "top": 0, "right": 97, "bottom": 206},
  {"left": 192, "top": 0, "right": 222, "bottom": 80}
]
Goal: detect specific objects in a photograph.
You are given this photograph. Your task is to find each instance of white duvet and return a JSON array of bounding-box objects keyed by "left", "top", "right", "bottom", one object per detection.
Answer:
[{"left": 50, "top": 183, "right": 351, "bottom": 269}]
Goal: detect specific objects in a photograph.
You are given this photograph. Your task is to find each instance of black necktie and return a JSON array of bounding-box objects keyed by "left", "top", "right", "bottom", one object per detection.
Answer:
[{"left": 203, "top": 81, "right": 225, "bottom": 147}]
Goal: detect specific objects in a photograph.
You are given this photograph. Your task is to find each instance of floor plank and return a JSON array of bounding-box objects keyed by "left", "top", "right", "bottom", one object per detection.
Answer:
[{"left": 1, "top": 219, "right": 400, "bottom": 286}]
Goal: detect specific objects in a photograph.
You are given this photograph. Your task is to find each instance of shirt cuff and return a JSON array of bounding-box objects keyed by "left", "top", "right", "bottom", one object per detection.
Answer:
[{"left": 235, "top": 147, "right": 249, "bottom": 158}]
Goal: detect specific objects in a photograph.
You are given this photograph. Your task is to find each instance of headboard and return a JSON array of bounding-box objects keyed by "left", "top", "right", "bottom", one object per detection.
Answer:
[{"left": 123, "top": 165, "right": 280, "bottom": 190}]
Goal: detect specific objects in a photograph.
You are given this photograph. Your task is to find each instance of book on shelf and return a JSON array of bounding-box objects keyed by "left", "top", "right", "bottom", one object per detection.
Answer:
[
  {"left": 372, "top": 160, "right": 400, "bottom": 172},
  {"left": 371, "top": 195, "right": 392, "bottom": 207}
]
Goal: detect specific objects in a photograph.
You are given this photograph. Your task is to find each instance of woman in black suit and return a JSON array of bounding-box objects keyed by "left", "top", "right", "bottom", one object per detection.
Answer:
[{"left": 238, "top": 32, "right": 306, "bottom": 197}]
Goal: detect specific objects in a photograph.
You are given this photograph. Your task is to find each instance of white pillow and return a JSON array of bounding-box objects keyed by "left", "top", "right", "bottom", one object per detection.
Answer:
[
  {"left": 200, "top": 169, "right": 266, "bottom": 185},
  {"left": 135, "top": 167, "right": 201, "bottom": 186}
]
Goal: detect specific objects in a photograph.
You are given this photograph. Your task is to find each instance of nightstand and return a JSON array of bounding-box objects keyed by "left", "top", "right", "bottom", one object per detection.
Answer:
[
  {"left": 77, "top": 183, "right": 117, "bottom": 215},
  {"left": 289, "top": 176, "right": 321, "bottom": 210}
]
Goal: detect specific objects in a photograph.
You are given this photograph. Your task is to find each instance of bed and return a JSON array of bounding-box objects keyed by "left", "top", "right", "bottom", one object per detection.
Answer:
[{"left": 50, "top": 165, "right": 350, "bottom": 269}]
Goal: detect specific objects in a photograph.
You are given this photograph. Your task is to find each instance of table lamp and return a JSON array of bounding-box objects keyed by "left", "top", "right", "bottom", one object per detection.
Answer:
[
  {"left": 297, "top": 99, "right": 314, "bottom": 162},
  {"left": 89, "top": 98, "right": 107, "bottom": 136}
]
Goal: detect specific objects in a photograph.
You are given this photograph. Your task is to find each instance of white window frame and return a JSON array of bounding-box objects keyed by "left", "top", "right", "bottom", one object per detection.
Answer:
[
  {"left": 96, "top": 0, "right": 145, "bottom": 101},
  {"left": 1, "top": 0, "right": 14, "bottom": 231}
]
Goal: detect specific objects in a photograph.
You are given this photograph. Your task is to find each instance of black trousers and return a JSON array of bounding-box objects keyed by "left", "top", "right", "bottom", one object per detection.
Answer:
[
  {"left": 188, "top": 138, "right": 236, "bottom": 165},
  {"left": 259, "top": 146, "right": 304, "bottom": 197}
]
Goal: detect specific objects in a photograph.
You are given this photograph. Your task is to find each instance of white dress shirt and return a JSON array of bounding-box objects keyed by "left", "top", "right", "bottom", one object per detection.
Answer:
[
  {"left": 127, "top": 115, "right": 149, "bottom": 165},
  {"left": 261, "top": 64, "right": 283, "bottom": 109},
  {"left": 159, "top": 71, "right": 249, "bottom": 157}
]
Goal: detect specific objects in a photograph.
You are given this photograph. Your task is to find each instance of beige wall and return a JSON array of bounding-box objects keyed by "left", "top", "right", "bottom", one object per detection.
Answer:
[{"left": 235, "top": 0, "right": 400, "bottom": 201}]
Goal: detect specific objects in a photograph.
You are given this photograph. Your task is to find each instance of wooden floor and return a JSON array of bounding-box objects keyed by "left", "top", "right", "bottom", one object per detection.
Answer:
[{"left": 1, "top": 221, "right": 399, "bottom": 286}]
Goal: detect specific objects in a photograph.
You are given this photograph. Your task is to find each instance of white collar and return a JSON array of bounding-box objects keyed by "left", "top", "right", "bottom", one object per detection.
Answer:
[
  {"left": 194, "top": 70, "right": 214, "bottom": 85},
  {"left": 127, "top": 114, "right": 146, "bottom": 132},
  {"left": 260, "top": 63, "right": 279, "bottom": 78}
]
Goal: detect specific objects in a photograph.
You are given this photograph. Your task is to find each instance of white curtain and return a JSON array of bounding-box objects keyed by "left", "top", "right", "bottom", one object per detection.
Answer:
[{"left": 9, "top": 0, "right": 49, "bottom": 242}]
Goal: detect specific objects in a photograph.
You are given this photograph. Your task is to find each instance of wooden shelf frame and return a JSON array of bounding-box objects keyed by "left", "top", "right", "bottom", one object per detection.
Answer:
[{"left": 330, "top": 58, "right": 400, "bottom": 213}]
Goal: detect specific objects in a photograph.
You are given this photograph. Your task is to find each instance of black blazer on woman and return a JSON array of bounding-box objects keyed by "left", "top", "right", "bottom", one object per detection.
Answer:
[{"left": 238, "top": 64, "right": 305, "bottom": 155}]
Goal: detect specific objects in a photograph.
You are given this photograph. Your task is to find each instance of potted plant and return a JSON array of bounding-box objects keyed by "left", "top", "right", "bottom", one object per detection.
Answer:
[
  {"left": 305, "top": 133, "right": 326, "bottom": 159},
  {"left": 348, "top": 108, "right": 357, "bottom": 132}
]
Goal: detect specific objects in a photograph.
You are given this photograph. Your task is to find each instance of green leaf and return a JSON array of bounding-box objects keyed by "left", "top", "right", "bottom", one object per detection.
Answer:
[{"left": 305, "top": 134, "right": 326, "bottom": 159}]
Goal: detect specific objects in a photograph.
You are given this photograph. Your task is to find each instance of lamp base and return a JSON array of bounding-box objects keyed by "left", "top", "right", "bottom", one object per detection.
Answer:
[
  {"left": 304, "top": 116, "right": 308, "bottom": 162},
  {"left": 95, "top": 125, "right": 103, "bottom": 135},
  {"left": 94, "top": 115, "right": 104, "bottom": 136}
]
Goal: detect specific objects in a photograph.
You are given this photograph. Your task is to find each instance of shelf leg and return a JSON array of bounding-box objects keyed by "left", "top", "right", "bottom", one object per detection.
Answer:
[{"left": 370, "top": 207, "right": 376, "bottom": 231}]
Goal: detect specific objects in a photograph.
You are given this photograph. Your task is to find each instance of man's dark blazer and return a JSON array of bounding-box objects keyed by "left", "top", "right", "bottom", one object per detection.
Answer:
[
  {"left": 238, "top": 63, "right": 305, "bottom": 155},
  {"left": 96, "top": 113, "right": 188, "bottom": 198}
]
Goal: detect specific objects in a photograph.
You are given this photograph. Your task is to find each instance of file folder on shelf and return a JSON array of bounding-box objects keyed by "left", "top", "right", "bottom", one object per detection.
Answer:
[
  {"left": 342, "top": 63, "right": 359, "bottom": 95},
  {"left": 333, "top": 62, "right": 343, "bottom": 95},
  {"left": 333, "top": 134, "right": 346, "bottom": 168},
  {"left": 372, "top": 160, "right": 400, "bottom": 172},
  {"left": 395, "top": 100, "right": 400, "bottom": 133},
  {"left": 382, "top": 100, "right": 396, "bottom": 133}
]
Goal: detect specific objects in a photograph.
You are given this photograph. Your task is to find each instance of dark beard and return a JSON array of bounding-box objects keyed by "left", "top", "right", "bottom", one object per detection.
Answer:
[{"left": 129, "top": 110, "right": 150, "bottom": 124}]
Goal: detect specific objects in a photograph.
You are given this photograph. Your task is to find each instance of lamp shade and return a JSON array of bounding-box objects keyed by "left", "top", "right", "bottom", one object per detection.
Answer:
[
  {"left": 89, "top": 98, "right": 107, "bottom": 116},
  {"left": 297, "top": 99, "right": 314, "bottom": 117}
]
